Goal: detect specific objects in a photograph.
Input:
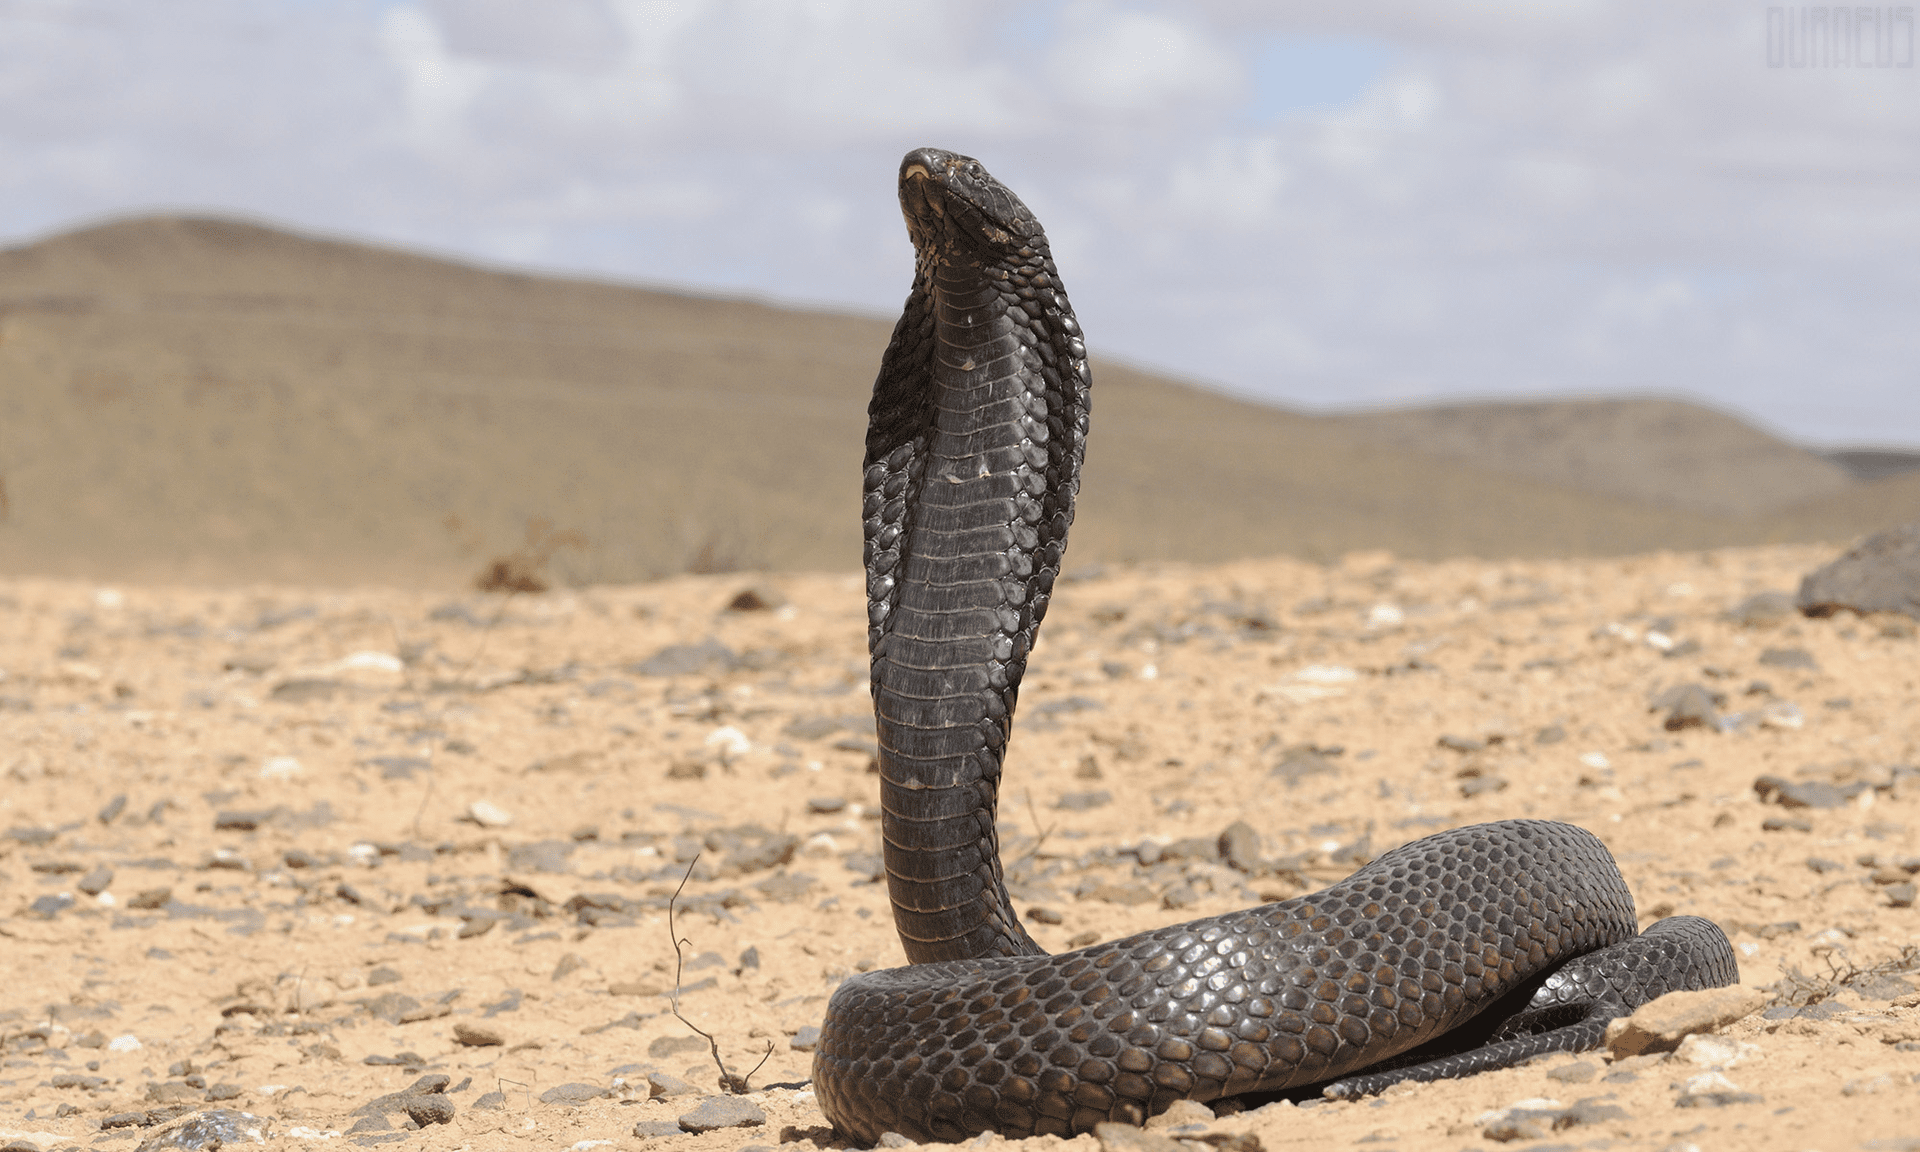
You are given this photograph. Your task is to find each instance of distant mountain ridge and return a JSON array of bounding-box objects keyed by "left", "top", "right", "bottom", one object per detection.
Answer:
[{"left": 1, "top": 214, "right": 1915, "bottom": 588}]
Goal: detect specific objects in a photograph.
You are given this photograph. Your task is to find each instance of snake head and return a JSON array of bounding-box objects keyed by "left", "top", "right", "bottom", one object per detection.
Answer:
[{"left": 899, "top": 147, "right": 1045, "bottom": 261}]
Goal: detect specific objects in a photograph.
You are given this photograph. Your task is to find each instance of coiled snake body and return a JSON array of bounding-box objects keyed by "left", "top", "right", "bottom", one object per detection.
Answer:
[{"left": 811, "top": 148, "right": 1737, "bottom": 1144}]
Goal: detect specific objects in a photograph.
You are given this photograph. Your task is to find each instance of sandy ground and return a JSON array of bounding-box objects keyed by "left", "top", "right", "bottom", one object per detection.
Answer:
[{"left": 1, "top": 543, "right": 1917, "bottom": 1152}]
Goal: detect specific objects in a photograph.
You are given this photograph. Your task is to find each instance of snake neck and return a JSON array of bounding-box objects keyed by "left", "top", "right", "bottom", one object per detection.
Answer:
[{"left": 863, "top": 151, "right": 1091, "bottom": 966}]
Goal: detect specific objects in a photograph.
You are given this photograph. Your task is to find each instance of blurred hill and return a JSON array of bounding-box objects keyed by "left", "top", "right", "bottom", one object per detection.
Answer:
[{"left": 2, "top": 215, "right": 1915, "bottom": 589}]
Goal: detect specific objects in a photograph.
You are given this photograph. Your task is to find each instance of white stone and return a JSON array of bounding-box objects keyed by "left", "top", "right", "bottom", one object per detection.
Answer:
[
  {"left": 468, "top": 800, "right": 513, "bottom": 828},
  {"left": 108, "top": 1034, "right": 141, "bottom": 1051},
  {"left": 260, "top": 755, "right": 304, "bottom": 780},
  {"left": 1674, "top": 1033, "right": 1760, "bottom": 1068},
  {"left": 704, "top": 725, "right": 752, "bottom": 757}
]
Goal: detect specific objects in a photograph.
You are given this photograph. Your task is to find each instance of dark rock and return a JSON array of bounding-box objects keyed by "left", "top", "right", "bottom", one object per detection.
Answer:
[
  {"left": 1753, "top": 776, "right": 1856, "bottom": 809},
  {"left": 788, "top": 1025, "right": 821, "bottom": 1053},
  {"left": 73, "top": 864, "right": 113, "bottom": 896},
  {"left": 1056, "top": 790, "right": 1112, "bottom": 811},
  {"left": 347, "top": 1116, "right": 391, "bottom": 1134},
  {"left": 539, "top": 1082, "right": 610, "bottom": 1106},
  {"left": 1218, "top": 821, "right": 1265, "bottom": 874},
  {"left": 1727, "top": 591, "right": 1796, "bottom": 625},
  {"left": 364, "top": 993, "right": 422, "bottom": 1024},
  {"left": 738, "top": 946, "right": 760, "bottom": 970},
  {"left": 507, "top": 840, "right": 575, "bottom": 873},
  {"left": 725, "top": 586, "right": 786, "bottom": 612},
  {"left": 1656, "top": 683, "right": 1720, "bottom": 730},
  {"left": 29, "top": 893, "right": 74, "bottom": 918},
  {"left": 1535, "top": 723, "right": 1567, "bottom": 745},
  {"left": 354, "top": 1075, "right": 449, "bottom": 1119},
  {"left": 213, "top": 809, "right": 276, "bottom": 832},
  {"left": 805, "top": 796, "right": 846, "bottom": 814},
  {"left": 1798, "top": 522, "right": 1920, "bottom": 619},
  {"left": 1025, "top": 906, "right": 1064, "bottom": 925},
  {"left": 1270, "top": 748, "right": 1338, "bottom": 786},
  {"left": 471, "top": 1091, "right": 507, "bottom": 1111},
  {"left": 1460, "top": 776, "right": 1508, "bottom": 797},
  {"left": 753, "top": 872, "right": 816, "bottom": 903},
  {"left": 1437, "top": 734, "right": 1485, "bottom": 752},
  {"left": 677, "top": 1096, "right": 766, "bottom": 1133},
  {"left": 405, "top": 1095, "right": 455, "bottom": 1126},
  {"left": 6, "top": 826, "right": 56, "bottom": 845},
  {"left": 269, "top": 678, "right": 345, "bottom": 703},
  {"left": 1762, "top": 814, "right": 1813, "bottom": 832},
  {"left": 203, "top": 1084, "right": 242, "bottom": 1102},
  {"left": 722, "top": 833, "right": 799, "bottom": 875},
  {"left": 630, "top": 639, "right": 736, "bottom": 677},
  {"left": 129, "top": 887, "right": 172, "bottom": 910},
  {"left": 1758, "top": 647, "right": 1819, "bottom": 671},
  {"left": 632, "top": 1119, "right": 682, "bottom": 1138},
  {"left": 50, "top": 1074, "right": 108, "bottom": 1090},
  {"left": 1888, "top": 881, "right": 1918, "bottom": 908},
  {"left": 366, "top": 966, "right": 403, "bottom": 986},
  {"left": 98, "top": 794, "right": 129, "bottom": 823},
  {"left": 103, "top": 1112, "right": 151, "bottom": 1130},
  {"left": 366, "top": 756, "right": 429, "bottom": 781}
]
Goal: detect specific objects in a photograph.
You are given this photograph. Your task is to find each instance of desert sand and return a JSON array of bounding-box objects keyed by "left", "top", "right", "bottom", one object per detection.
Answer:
[{"left": 1, "top": 541, "right": 1917, "bottom": 1152}]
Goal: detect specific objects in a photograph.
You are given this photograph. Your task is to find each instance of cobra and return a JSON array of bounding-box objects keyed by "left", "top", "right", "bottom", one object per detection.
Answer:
[{"left": 810, "top": 147, "right": 1737, "bottom": 1144}]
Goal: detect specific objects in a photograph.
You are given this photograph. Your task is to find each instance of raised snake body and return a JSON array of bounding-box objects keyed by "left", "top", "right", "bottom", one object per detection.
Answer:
[{"left": 811, "top": 148, "right": 1738, "bottom": 1144}]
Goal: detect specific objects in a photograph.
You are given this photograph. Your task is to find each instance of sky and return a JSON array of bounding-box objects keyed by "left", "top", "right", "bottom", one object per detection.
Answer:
[{"left": 3, "top": 0, "right": 1918, "bottom": 447}]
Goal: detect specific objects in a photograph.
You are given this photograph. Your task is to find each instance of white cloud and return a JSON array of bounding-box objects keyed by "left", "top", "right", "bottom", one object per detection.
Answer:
[{"left": 0, "top": 0, "right": 1917, "bottom": 445}]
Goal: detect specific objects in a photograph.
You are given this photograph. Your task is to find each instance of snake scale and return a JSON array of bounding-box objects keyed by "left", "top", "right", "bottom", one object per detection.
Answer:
[{"left": 810, "top": 148, "right": 1738, "bottom": 1144}]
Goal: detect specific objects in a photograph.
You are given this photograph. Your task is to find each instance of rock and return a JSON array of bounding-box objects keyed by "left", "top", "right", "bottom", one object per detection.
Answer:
[
  {"left": 1673, "top": 1034, "right": 1760, "bottom": 1068},
  {"left": 453, "top": 1022, "right": 504, "bottom": 1047},
  {"left": 1762, "top": 814, "right": 1813, "bottom": 832},
  {"left": 787, "top": 1026, "right": 821, "bottom": 1053},
  {"left": 876, "top": 1135, "right": 915, "bottom": 1149},
  {"left": 1143, "top": 1099, "right": 1215, "bottom": 1130},
  {"left": 677, "top": 1096, "right": 766, "bottom": 1133},
  {"left": 78, "top": 865, "right": 114, "bottom": 896},
  {"left": 1757, "top": 647, "right": 1819, "bottom": 671},
  {"left": 28, "top": 893, "right": 74, "bottom": 918},
  {"left": 1604, "top": 986, "right": 1770, "bottom": 1057},
  {"left": 1092, "top": 1123, "right": 1186, "bottom": 1152},
  {"left": 467, "top": 800, "right": 513, "bottom": 828},
  {"left": 471, "top": 1091, "right": 507, "bottom": 1111},
  {"left": 726, "top": 586, "right": 787, "bottom": 612},
  {"left": 1056, "top": 790, "right": 1112, "bottom": 811},
  {"left": 1887, "top": 881, "right": 1917, "bottom": 908},
  {"left": 1797, "top": 522, "right": 1920, "bottom": 619},
  {"left": 131, "top": 1110, "right": 270, "bottom": 1151},
  {"left": 1218, "top": 821, "right": 1265, "bottom": 873},
  {"left": 806, "top": 796, "right": 847, "bottom": 814},
  {"left": 1269, "top": 747, "right": 1338, "bottom": 786},
  {"left": 353, "top": 1075, "right": 450, "bottom": 1119},
  {"left": 1655, "top": 683, "right": 1720, "bottom": 730},
  {"left": 203, "top": 1083, "right": 243, "bottom": 1102},
  {"left": 1674, "top": 1071, "right": 1763, "bottom": 1108},
  {"left": 646, "top": 1072, "right": 699, "bottom": 1098},
  {"left": 631, "top": 639, "right": 737, "bottom": 677},
  {"left": 538, "top": 1083, "right": 610, "bottom": 1106},
  {"left": 632, "top": 1119, "right": 682, "bottom": 1138},
  {"left": 404, "top": 1096, "right": 455, "bottom": 1126},
  {"left": 1544, "top": 1060, "right": 1599, "bottom": 1083},
  {"left": 1726, "top": 591, "right": 1796, "bottom": 626},
  {"left": 1752, "top": 776, "right": 1856, "bottom": 809}
]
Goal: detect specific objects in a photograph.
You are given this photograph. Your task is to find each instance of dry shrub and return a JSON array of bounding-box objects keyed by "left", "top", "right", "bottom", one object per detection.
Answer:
[{"left": 475, "top": 519, "right": 587, "bottom": 593}]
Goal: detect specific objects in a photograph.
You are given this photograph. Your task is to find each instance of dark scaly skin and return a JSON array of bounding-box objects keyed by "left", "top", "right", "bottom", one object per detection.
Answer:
[{"left": 812, "top": 148, "right": 1739, "bottom": 1145}]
